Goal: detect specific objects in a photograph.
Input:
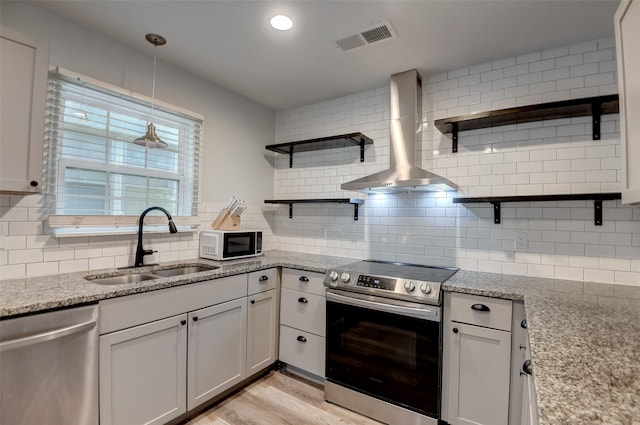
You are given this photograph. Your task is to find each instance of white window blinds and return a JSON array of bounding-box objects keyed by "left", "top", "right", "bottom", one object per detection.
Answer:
[{"left": 45, "top": 70, "right": 201, "bottom": 217}]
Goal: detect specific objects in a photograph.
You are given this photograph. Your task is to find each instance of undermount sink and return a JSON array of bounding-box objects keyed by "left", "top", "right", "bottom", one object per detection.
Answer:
[
  {"left": 89, "top": 273, "right": 159, "bottom": 285},
  {"left": 86, "top": 264, "right": 219, "bottom": 285},
  {"left": 151, "top": 264, "right": 219, "bottom": 277}
]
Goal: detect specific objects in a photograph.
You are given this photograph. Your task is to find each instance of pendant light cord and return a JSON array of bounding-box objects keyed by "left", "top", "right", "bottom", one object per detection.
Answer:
[{"left": 151, "top": 44, "right": 157, "bottom": 117}]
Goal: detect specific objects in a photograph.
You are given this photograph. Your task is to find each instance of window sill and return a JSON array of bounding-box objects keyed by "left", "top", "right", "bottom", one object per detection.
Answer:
[
  {"left": 48, "top": 215, "right": 200, "bottom": 238},
  {"left": 50, "top": 225, "right": 199, "bottom": 238}
]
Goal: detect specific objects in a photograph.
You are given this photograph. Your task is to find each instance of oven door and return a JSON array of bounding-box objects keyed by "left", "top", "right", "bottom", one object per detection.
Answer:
[{"left": 326, "top": 290, "right": 442, "bottom": 419}]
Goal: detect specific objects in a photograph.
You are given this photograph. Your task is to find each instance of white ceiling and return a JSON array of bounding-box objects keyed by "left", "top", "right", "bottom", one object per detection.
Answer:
[{"left": 31, "top": 0, "right": 620, "bottom": 111}]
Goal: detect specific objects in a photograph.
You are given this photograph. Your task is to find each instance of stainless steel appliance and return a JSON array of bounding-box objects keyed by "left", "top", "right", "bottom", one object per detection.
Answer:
[
  {"left": 324, "top": 260, "right": 458, "bottom": 425},
  {"left": 0, "top": 304, "right": 99, "bottom": 425},
  {"left": 199, "top": 229, "right": 263, "bottom": 261},
  {"left": 341, "top": 69, "right": 458, "bottom": 193}
]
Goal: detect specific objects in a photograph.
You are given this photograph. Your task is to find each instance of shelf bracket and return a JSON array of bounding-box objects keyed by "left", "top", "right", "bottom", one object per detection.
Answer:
[
  {"left": 492, "top": 201, "right": 501, "bottom": 224},
  {"left": 594, "top": 200, "right": 603, "bottom": 226},
  {"left": 288, "top": 145, "right": 293, "bottom": 168},
  {"left": 452, "top": 122, "right": 459, "bottom": 153},
  {"left": 359, "top": 137, "right": 365, "bottom": 162},
  {"left": 592, "top": 101, "right": 602, "bottom": 141},
  {"left": 288, "top": 203, "right": 293, "bottom": 219},
  {"left": 354, "top": 203, "right": 359, "bottom": 221}
]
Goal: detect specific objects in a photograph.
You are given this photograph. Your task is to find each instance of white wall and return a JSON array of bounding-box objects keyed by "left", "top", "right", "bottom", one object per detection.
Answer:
[
  {"left": 272, "top": 37, "right": 640, "bottom": 285},
  {"left": 0, "top": 2, "right": 275, "bottom": 279}
]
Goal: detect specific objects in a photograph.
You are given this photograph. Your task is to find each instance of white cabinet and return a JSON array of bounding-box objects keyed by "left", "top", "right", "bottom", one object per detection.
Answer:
[
  {"left": 187, "top": 298, "right": 247, "bottom": 410},
  {"left": 443, "top": 292, "right": 513, "bottom": 425},
  {"left": 0, "top": 27, "right": 48, "bottom": 194},
  {"left": 246, "top": 268, "right": 279, "bottom": 377},
  {"left": 616, "top": 0, "right": 640, "bottom": 204},
  {"left": 521, "top": 364, "right": 539, "bottom": 425},
  {"left": 99, "top": 275, "right": 248, "bottom": 425},
  {"left": 510, "top": 302, "right": 540, "bottom": 425},
  {"left": 509, "top": 302, "right": 528, "bottom": 425},
  {"left": 98, "top": 270, "right": 282, "bottom": 424},
  {"left": 279, "top": 268, "right": 326, "bottom": 378},
  {"left": 99, "top": 314, "right": 188, "bottom": 425}
]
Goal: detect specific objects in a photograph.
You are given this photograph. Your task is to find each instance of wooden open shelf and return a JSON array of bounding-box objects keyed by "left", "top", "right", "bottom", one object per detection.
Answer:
[
  {"left": 453, "top": 193, "right": 622, "bottom": 225},
  {"left": 434, "top": 95, "right": 619, "bottom": 153},
  {"left": 265, "top": 133, "right": 373, "bottom": 168},
  {"left": 264, "top": 198, "right": 364, "bottom": 220}
]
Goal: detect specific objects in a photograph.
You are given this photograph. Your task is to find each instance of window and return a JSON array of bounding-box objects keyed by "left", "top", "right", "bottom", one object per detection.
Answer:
[{"left": 45, "top": 69, "right": 201, "bottom": 219}]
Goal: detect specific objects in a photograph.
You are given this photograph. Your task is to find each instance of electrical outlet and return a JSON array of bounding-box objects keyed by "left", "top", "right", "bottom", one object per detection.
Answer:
[{"left": 514, "top": 231, "right": 528, "bottom": 251}]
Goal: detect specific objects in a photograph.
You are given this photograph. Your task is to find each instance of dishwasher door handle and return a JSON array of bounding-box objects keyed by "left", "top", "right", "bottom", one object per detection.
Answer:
[{"left": 0, "top": 320, "right": 97, "bottom": 352}]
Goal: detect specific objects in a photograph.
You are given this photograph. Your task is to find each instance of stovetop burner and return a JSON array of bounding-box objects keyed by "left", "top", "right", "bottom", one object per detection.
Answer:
[{"left": 323, "top": 260, "right": 458, "bottom": 305}]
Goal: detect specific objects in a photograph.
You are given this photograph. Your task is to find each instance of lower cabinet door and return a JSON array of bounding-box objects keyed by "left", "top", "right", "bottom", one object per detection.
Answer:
[
  {"left": 99, "top": 314, "right": 188, "bottom": 425},
  {"left": 187, "top": 297, "right": 247, "bottom": 410},
  {"left": 446, "top": 322, "right": 511, "bottom": 425},
  {"left": 247, "top": 289, "right": 278, "bottom": 376}
]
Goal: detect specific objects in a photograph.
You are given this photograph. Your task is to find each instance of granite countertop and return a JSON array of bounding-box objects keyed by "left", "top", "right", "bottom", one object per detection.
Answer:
[
  {"left": 1, "top": 250, "right": 638, "bottom": 424},
  {"left": 446, "top": 270, "right": 640, "bottom": 425},
  {"left": 0, "top": 250, "right": 353, "bottom": 318}
]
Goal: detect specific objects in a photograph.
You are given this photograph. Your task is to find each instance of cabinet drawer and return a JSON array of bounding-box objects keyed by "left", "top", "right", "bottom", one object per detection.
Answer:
[
  {"left": 247, "top": 268, "right": 277, "bottom": 295},
  {"left": 450, "top": 292, "right": 512, "bottom": 331},
  {"left": 282, "top": 268, "right": 325, "bottom": 295},
  {"left": 280, "top": 289, "right": 325, "bottom": 336},
  {"left": 279, "top": 325, "right": 325, "bottom": 378}
]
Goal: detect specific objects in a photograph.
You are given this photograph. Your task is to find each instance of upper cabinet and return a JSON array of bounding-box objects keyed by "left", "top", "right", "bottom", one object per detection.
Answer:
[
  {"left": 0, "top": 27, "right": 49, "bottom": 194},
  {"left": 615, "top": 0, "right": 640, "bottom": 205}
]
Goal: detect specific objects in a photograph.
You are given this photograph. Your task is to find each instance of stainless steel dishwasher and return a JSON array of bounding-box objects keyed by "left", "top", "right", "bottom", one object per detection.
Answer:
[{"left": 0, "top": 304, "right": 99, "bottom": 425}]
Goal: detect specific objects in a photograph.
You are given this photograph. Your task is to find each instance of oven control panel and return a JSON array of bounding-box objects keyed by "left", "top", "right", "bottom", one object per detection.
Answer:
[
  {"left": 324, "top": 270, "right": 442, "bottom": 305},
  {"left": 356, "top": 275, "right": 396, "bottom": 291}
]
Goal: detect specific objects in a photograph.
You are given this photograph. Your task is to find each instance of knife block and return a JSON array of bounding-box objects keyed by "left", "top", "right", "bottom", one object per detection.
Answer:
[{"left": 211, "top": 208, "right": 241, "bottom": 230}]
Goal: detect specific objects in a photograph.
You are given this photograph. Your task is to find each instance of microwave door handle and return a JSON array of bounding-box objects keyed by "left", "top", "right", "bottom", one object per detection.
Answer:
[{"left": 326, "top": 291, "right": 439, "bottom": 321}]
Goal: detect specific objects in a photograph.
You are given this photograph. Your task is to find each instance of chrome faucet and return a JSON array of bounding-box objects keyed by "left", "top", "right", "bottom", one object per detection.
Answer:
[{"left": 134, "top": 206, "right": 178, "bottom": 267}]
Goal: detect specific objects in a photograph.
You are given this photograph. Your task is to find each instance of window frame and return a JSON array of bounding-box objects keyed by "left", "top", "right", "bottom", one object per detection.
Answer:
[{"left": 45, "top": 67, "right": 203, "bottom": 236}]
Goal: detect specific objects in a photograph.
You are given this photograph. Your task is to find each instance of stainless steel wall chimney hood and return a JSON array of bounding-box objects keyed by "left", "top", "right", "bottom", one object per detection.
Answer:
[{"left": 341, "top": 69, "right": 458, "bottom": 193}]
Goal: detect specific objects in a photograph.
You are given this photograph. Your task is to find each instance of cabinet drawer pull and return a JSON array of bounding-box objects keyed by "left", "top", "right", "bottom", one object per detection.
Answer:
[
  {"left": 30, "top": 180, "right": 39, "bottom": 187},
  {"left": 299, "top": 276, "right": 309, "bottom": 282},
  {"left": 471, "top": 303, "right": 491, "bottom": 312},
  {"left": 296, "top": 335, "right": 307, "bottom": 343},
  {"left": 453, "top": 327, "right": 459, "bottom": 334},
  {"left": 298, "top": 297, "right": 308, "bottom": 304},
  {"left": 521, "top": 359, "right": 533, "bottom": 376},
  {"left": 192, "top": 316, "right": 199, "bottom": 322},
  {"left": 180, "top": 320, "right": 187, "bottom": 326},
  {"left": 250, "top": 299, "right": 255, "bottom": 304},
  {"left": 258, "top": 275, "right": 269, "bottom": 282},
  {"left": 521, "top": 319, "right": 528, "bottom": 329}
]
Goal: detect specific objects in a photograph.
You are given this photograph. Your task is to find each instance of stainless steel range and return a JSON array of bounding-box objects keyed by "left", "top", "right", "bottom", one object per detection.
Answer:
[{"left": 323, "top": 260, "right": 458, "bottom": 425}]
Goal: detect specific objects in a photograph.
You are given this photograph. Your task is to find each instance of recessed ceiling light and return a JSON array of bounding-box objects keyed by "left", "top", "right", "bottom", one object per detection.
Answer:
[{"left": 270, "top": 15, "right": 293, "bottom": 31}]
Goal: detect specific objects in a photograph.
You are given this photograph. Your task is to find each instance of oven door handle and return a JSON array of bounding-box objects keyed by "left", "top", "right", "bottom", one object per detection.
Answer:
[{"left": 326, "top": 291, "right": 440, "bottom": 321}]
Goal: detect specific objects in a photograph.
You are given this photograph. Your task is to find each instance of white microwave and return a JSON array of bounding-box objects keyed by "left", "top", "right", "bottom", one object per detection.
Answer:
[{"left": 199, "top": 230, "right": 263, "bottom": 261}]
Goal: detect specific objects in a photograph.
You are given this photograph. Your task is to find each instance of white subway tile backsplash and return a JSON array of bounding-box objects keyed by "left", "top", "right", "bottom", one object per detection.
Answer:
[
  {"left": 517, "top": 72, "right": 543, "bottom": 86},
  {"left": 59, "top": 259, "right": 89, "bottom": 274},
  {"left": 613, "top": 271, "right": 640, "bottom": 285},
  {"left": 569, "top": 40, "right": 598, "bottom": 54},
  {"left": 26, "top": 262, "right": 59, "bottom": 277}
]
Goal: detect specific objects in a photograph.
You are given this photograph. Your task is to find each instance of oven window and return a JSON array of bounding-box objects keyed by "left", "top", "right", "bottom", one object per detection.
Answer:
[{"left": 326, "top": 300, "right": 441, "bottom": 417}]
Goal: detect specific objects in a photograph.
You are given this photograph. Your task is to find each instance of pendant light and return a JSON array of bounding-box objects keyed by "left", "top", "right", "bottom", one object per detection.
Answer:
[{"left": 133, "top": 33, "right": 168, "bottom": 148}]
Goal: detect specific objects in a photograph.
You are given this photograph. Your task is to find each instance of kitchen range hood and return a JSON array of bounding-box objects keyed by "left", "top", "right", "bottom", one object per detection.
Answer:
[{"left": 341, "top": 69, "right": 458, "bottom": 193}]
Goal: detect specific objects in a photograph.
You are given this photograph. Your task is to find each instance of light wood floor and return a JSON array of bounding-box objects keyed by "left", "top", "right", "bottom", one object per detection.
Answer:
[{"left": 181, "top": 370, "right": 384, "bottom": 425}]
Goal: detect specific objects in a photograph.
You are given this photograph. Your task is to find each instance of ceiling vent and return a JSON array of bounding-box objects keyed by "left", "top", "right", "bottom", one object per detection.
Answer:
[{"left": 336, "top": 20, "right": 397, "bottom": 51}]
